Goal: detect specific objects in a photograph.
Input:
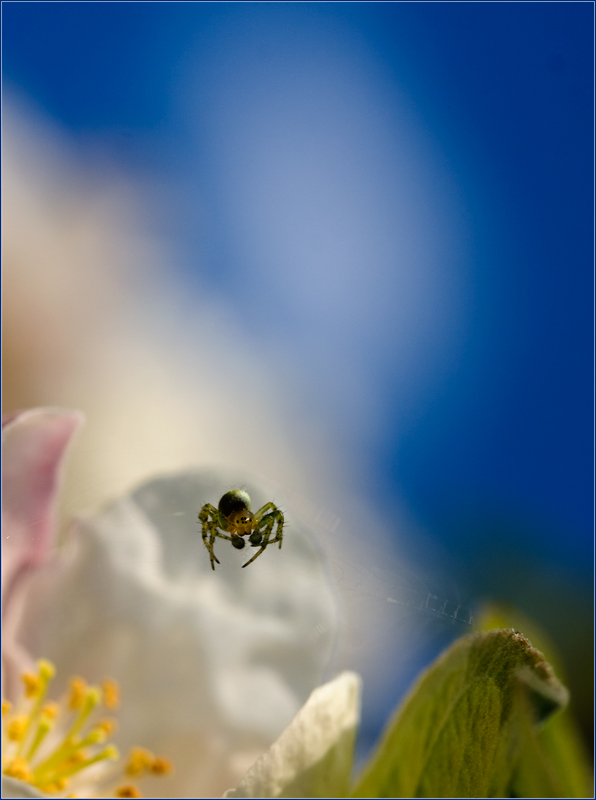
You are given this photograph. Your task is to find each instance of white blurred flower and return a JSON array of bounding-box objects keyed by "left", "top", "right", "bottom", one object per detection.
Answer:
[
  {"left": 2, "top": 408, "right": 343, "bottom": 798},
  {"left": 225, "top": 671, "right": 360, "bottom": 799}
]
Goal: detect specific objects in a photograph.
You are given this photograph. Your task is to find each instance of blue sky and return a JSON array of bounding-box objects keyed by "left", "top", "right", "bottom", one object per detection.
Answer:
[{"left": 3, "top": 0, "right": 593, "bottom": 748}]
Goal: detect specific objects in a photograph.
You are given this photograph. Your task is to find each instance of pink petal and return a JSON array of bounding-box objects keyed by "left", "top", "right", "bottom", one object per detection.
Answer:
[
  {"left": 2, "top": 408, "right": 84, "bottom": 695},
  {"left": 2, "top": 407, "right": 84, "bottom": 604}
]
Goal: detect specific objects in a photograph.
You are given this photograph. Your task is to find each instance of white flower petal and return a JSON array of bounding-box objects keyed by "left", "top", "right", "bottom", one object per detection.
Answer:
[
  {"left": 1, "top": 776, "right": 50, "bottom": 799},
  {"left": 13, "top": 470, "right": 339, "bottom": 798},
  {"left": 225, "top": 671, "right": 361, "bottom": 799}
]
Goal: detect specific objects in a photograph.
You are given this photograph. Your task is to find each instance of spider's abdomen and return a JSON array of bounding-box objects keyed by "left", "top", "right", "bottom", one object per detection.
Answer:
[{"left": 218, "top": 490, "right": 251, "bottom": 518}]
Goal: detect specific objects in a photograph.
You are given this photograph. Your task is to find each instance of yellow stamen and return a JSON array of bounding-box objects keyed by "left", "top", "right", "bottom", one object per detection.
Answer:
[
  {"left": 42, "top": 701, "right": 60, "bottom": 720},
  {"left": 66, "top": 686, "right": 102, "bottom": 741},
  {"left": 82, "top": 727, "right": 108, "bottom": 746},
  {"left": 4, "top": 757, "right": 33, "bottom": 782},
  {"left": 97, "top": 717, "right": 118, "bottom": 736},
  {"left": 22, "top": 672, "right": 42, "bottom": 698},
  {"left": 32, "top": 712, "right": 106, "bottom": 780},
  {"left": 38, "top": 660, "right": 56, "bottom": 682},
  {"left": 62, "top": 752, "right": 87, "bottom": 771},
  {"left": 125, "top": 746, "right": 154, "bottom": 777},
  {"left": 6, "top": 715, "right": 28, "bottom": 742},
  {"left": 68, "top": 677, "right": 87, "bottom": 711},
  {"left": 38, "top": 744, "right": 119, "bottom": 786},
  {"left": 150, "top": 756, "right": 173, "bottom": 776},
  {"left": 15, "top": 660, "right": 56, "bottom": 757},
  {"left": 45, "top": 777, "right": 68, "bottom": 793},
  {"left": 102, "top": 679, "right": 120, "bottom": 710},
  {"left": 26, "top": 714, "right": 55, "bottom": 761},
  {"left": 32, "top": 688, "right": 100, "bottom": 781},
  {"left": 115, "top": 785, "right": 143, "bottom": 798},
  {"left": 3, "top": 661, "right": 173, "bottom": 797}
]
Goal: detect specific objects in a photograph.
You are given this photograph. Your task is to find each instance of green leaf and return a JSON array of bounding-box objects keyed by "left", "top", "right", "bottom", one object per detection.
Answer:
[
  {"left": 351, "top": 629, "right": 568, "bottom": 798},
  {"left": 477, "top": 606, "right": 594, "bottom": 798},
  {"left": 509, "top": 700, "right": 593, "bottom": 798}
]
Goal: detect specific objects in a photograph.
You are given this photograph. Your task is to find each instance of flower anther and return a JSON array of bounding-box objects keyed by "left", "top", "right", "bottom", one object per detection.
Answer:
[{"left": 2, "top": 659, "right": 172, "bottom": 798}]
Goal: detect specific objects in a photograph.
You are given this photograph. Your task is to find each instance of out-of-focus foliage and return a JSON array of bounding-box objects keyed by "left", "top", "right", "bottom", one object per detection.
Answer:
[
  {"left": 351, "top": 628, "right": 583, "bottom": 798},
  {"left": 477, "top": 606, "right": 593, "bottom": 798}
]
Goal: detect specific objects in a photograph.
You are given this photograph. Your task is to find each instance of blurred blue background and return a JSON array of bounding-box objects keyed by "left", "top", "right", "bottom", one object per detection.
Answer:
[{"left": 3, "top": 0, "right": 592, "bottom": 761}]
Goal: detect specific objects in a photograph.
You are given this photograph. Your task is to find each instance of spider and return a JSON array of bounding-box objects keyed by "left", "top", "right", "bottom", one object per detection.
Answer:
[{"left": 199, "top": 489, "right": 284, "bottom": 570}]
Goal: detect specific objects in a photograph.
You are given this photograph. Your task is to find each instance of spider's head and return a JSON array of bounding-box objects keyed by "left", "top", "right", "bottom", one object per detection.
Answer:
[
  {"left": 219, "top": 489, "right": 254, "bottom": 534},
  {"left": 228, "top": 511, "right": 254, "bottom": 534}
]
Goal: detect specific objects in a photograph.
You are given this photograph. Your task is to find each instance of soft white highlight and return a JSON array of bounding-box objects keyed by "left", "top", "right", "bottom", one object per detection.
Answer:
[{"left": 226, "top": 671, "right": 361, "bottom": 798}]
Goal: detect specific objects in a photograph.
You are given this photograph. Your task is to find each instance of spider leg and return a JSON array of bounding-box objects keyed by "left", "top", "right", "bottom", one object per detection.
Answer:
[
  {"left": 253, "top": 504, "right": 284, "bottom": 549},
  {"left": 199, "top": 503, "right": 233, "bottom": 570},
  {"left": 242, "top": 506, "right": 284, "bottom": 567}
]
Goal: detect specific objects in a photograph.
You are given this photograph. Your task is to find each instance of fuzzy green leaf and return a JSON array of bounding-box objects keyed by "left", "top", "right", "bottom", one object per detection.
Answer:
[
  {"left": 477, "top": 606, "right": 594, "bottom": 798},
  {"left": 508, "top": 702, "right": 593, "bottom": 798},
  {"left": 351, "top": 629, "right": 568, "bottom": 798}
]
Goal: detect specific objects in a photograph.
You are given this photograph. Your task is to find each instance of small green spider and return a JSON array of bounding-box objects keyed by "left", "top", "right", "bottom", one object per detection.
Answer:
[{"left": 199, "top": 489, "right": 284, "bottom": 570}]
